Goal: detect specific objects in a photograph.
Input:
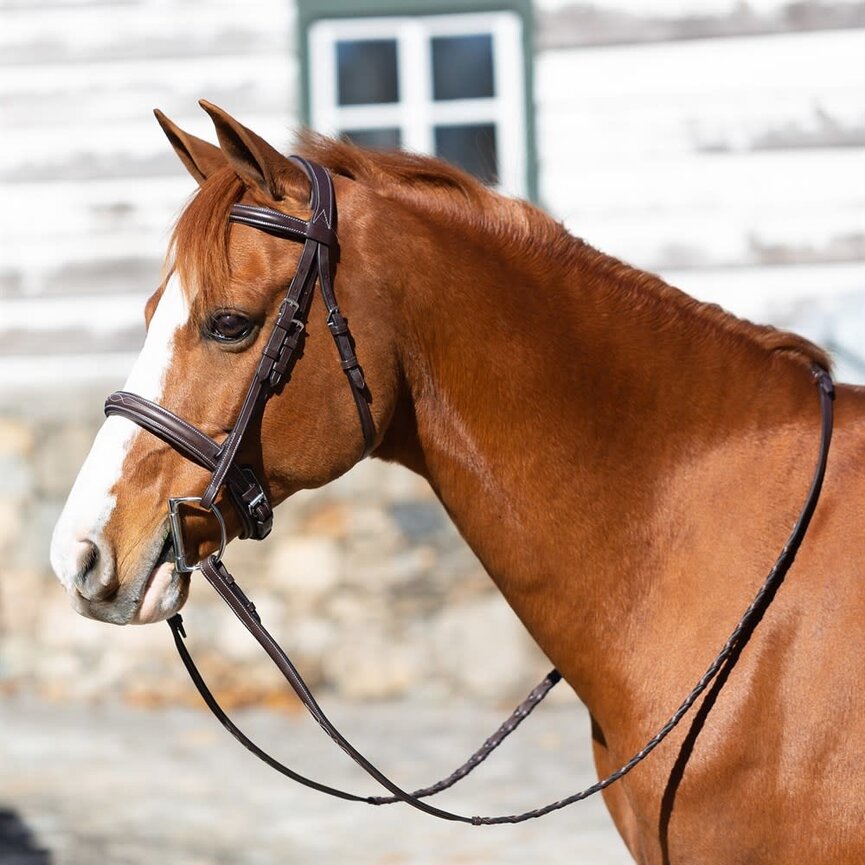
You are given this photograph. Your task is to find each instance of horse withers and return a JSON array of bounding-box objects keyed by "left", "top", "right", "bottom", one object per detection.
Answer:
[{"left": 51, "top": 102, "right": 865, "bottom": 863}]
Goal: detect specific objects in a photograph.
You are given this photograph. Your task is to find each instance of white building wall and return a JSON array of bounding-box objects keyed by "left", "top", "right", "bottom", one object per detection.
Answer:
[
  {"left": 0, "top": 0, "right": 296, "bottom": 395},
  {"left": 3, "top": 1, "right": 864, "bottom": 391}
]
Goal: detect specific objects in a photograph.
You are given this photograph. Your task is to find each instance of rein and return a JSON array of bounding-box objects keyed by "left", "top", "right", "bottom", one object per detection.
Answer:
[{"left": 106, "top": 157, "right": 835, "bottom": 824}]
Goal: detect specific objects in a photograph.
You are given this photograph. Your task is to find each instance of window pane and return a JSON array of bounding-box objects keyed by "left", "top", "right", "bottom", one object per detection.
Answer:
[
  {"left": 336, "top": 39, "right": 399, "bottom": 105},
  {"left": 340, "top": 128, "right": 402, "bottom": 150},
  {"left": 434, "top": 124, "right": 498, "bottom": 184},
  {"left": 431, "top": 34, "right": 494, "bottom": 101}
]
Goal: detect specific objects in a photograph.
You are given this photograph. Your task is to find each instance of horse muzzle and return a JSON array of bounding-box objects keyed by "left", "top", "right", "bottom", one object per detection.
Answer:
[{"left": 52, "top": 519, "right": 189, "bottom": 625}]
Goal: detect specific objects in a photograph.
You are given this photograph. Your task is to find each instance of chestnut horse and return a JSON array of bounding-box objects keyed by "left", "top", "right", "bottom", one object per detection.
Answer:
[{"left": 51, "top": 103, "right": 865, "bottom": 863}]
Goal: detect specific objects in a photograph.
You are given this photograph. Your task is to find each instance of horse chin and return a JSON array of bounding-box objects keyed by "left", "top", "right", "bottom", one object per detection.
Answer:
[
  {"left": 130, "top": 562, "right": 189, "bottom": 625},
  {"left": 66, "top": 545, "right": 190, "bottom": 626}
]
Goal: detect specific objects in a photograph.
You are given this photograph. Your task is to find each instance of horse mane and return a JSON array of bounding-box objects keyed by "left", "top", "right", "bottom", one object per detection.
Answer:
[
  {"left": 299, "top": 133, "right": 830, "bottom": 371},
  {"left": 170, "top": 132, "right": 830, "bottom": 372},
  {"left": 294, "top": 130, "right": 566, "bottom": 267}
]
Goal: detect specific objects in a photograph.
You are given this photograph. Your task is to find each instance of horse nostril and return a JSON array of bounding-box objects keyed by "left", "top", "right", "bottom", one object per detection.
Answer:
[
  {"left": 80, "top": 540, "right": 98, "bottom": 577},
  {"left": 73, "top": 540, "right": 116, "bottom": 600}
]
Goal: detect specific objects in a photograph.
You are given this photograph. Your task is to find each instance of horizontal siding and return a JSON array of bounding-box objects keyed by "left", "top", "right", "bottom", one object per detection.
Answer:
[
  {"left": 0, "top": 0, "right": 297, "bottom": 386},
  {"left": 3, "top": 175, "right": 188, "bottom": 246},
  {"left": 534, "top": 0, "right": 865, "bottom": 48},
  {"left": 536, "top": 29, "right": 865, "bottom": 271},
  {"left": 0, "top": 2, "right": 294, "bottom": 67},
  {"left": 1, "top": 65, "right": 296, "bottom": 143},
  {"left": 0, "top": 354, "right": 138, "bottom": 409},
  {"left": 542, "top": 149, "right": 865, "bottom": 268},
  {"left": 0, "top": 295, "right": 144, "bottom": 356},
  {"left": 537, "top": 29, "right": 865, "bottom": 158},
  {"left": 2, "top": 3, "right": 864, "bottom": 387}
]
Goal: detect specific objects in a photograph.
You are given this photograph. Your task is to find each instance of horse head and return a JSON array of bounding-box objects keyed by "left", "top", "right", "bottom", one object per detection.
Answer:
[{"left": 50, "top": 103, "right": 401, "bottom": 624}]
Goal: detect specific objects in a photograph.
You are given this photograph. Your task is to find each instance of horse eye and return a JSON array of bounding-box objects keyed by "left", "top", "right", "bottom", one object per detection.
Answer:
[{"left": 207, "top": 311, "right": 255, "bottom": 343}]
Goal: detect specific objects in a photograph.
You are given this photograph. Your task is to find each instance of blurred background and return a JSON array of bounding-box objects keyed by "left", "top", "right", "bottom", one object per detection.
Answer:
[{"left": 1, "top": 0, "right": 863, "bottom": 862}]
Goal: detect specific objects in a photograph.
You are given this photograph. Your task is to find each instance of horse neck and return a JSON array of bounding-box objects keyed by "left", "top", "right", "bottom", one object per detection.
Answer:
[{"left": 376, "top": 208, "right": 823, "bottom": 718}]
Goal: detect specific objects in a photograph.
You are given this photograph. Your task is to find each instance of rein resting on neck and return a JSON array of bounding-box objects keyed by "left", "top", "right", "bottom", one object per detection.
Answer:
[{"left": 105, "top": 157, "right": 835, "bottom": 825}]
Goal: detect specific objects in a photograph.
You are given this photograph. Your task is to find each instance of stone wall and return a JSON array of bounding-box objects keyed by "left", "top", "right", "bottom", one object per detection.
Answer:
[{"left": 0, "top": 387, "right": 552, "bottom": 705}]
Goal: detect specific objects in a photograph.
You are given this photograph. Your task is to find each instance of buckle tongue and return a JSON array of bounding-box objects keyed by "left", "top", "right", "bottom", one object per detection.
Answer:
[{"left": 168, "top": 496, "right": 227, "bottom": 573}]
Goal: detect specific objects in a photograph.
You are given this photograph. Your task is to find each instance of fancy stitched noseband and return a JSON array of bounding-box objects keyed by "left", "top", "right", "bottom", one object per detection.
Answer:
[{"left": 105, "top": 157, "right": 836, "bottom": 825}]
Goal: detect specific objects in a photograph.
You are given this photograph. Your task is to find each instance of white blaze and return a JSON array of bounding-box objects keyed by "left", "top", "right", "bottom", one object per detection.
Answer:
[{"left": 50, "top": 274, "right": 189, "bottom": 590}]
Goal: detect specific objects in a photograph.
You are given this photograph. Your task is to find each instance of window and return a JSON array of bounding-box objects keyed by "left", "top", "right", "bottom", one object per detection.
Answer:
[{"left": 305, "top": 10, "right": 531, "bottom": 198}]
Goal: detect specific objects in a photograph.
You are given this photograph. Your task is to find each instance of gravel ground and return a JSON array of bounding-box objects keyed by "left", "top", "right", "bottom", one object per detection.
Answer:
[{"left": 1, "top": 692, "right": 633, "bottom": 865}]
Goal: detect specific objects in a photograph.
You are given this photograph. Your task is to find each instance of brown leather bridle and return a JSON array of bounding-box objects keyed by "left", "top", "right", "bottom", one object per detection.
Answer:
[
  {"left": 105, "top": 157, "right": 836, "bottom": 825},
  {"left": 106, "top": 157, "right": 374, "bottom": 563}
]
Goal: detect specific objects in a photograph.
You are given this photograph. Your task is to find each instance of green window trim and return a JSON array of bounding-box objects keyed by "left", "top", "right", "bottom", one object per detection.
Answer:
[{"left": 297, "top": 0, "right": 537, "bottom": 202}]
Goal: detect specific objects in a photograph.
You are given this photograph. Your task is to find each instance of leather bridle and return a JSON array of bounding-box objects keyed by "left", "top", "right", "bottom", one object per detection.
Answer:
[
  {"left": 106, "top": 157, "right": 373, "bottom": 564},
  {"left": 104, "top": 157, "right": 836, "bottom": 824}
]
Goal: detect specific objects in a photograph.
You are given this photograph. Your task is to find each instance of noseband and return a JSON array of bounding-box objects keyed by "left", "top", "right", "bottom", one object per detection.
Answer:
[{"left": 104, "top": 157, "right": 836, "bottom": 825}]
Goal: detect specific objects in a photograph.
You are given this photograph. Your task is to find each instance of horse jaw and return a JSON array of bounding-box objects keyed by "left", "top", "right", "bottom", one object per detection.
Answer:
[{"left": 50, "top": 274, "right": 190, "bottom": 624}]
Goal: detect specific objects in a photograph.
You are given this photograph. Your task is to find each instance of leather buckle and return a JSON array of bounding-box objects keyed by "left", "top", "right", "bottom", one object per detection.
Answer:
[
  {"left": 326, "top": 308, "right": 348, "bottom": 335},
  {"left": 278, "top": 297, "right": 300, "bottom": 318},
  {"left": 247, "top": 490, "right": 266, "bottom": 512}
]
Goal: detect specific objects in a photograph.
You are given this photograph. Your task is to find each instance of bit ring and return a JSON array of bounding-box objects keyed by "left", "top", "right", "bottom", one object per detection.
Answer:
[{"left": 168, "top": 496, "right": 227, "bottom": 573}]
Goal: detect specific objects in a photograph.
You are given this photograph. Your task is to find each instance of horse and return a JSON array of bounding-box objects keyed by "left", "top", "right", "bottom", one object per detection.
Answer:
[{"left": 50, "top": 101, "right": 865, "bottom": 863}]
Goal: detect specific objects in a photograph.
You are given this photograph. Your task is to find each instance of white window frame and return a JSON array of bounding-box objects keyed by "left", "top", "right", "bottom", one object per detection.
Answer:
[{"left": 308, "top": 11, "right": 527, "bottom": 197}]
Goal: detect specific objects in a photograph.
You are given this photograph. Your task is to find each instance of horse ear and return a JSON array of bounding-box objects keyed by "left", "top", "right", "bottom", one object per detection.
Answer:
[
  {"left": 153, "top": 109, "right": 225, "bottom": 186},
  {"left": 199, "top": 99, "right": 293, "bottom": 201}
]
